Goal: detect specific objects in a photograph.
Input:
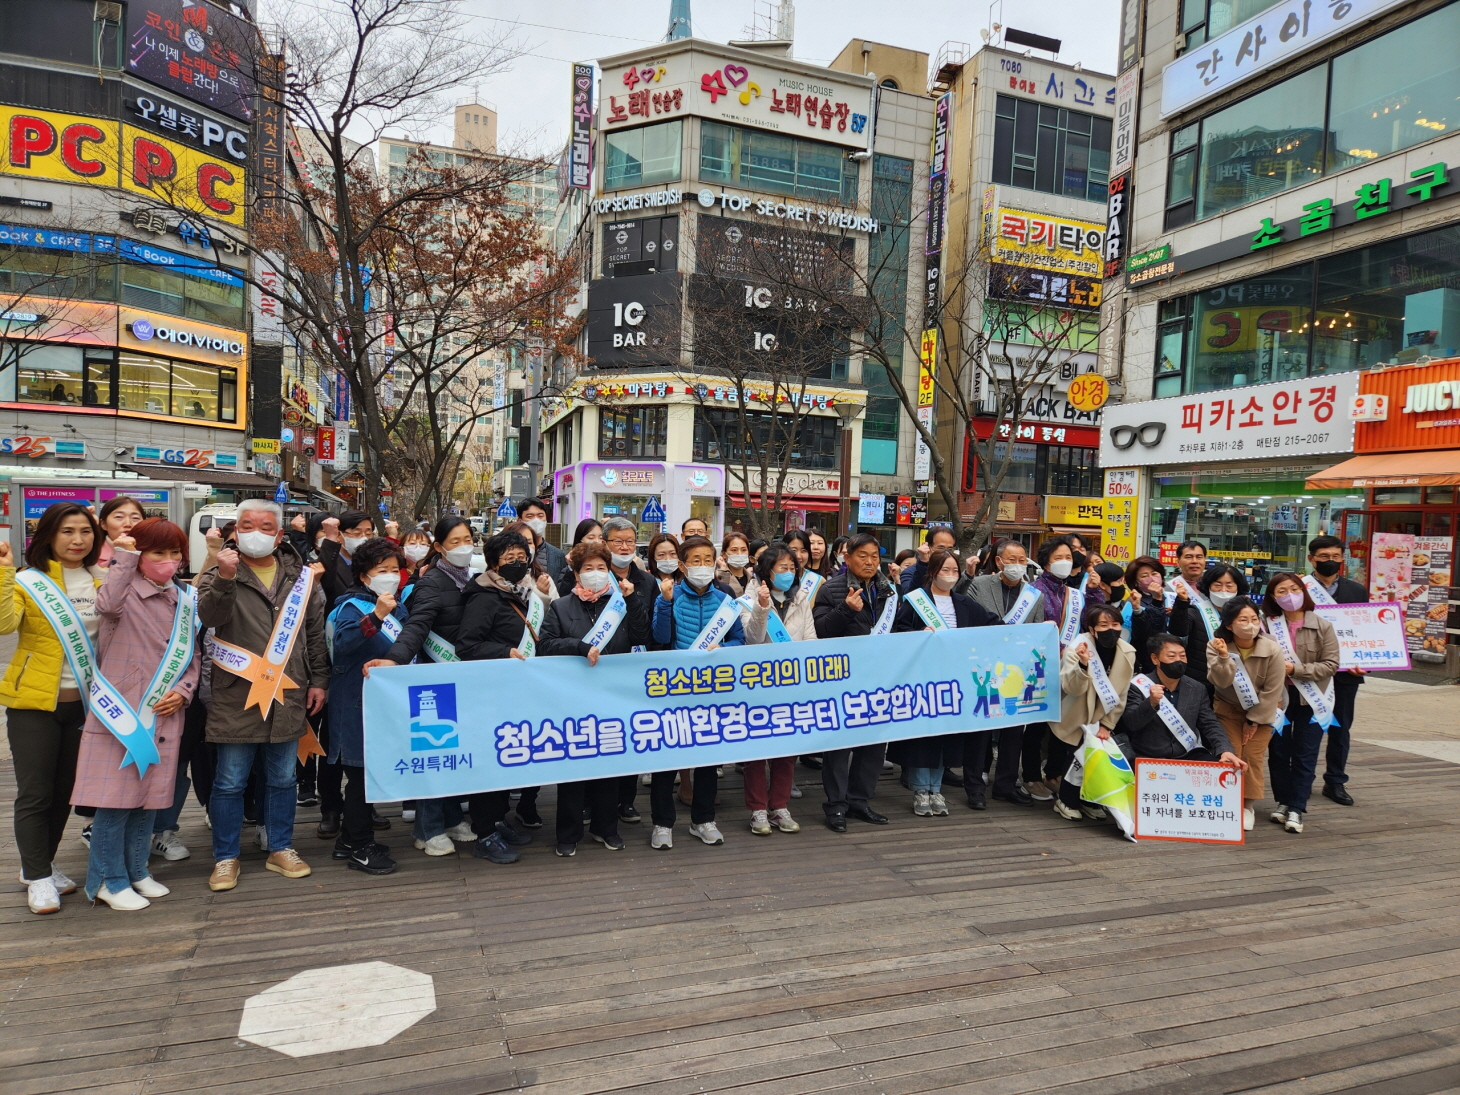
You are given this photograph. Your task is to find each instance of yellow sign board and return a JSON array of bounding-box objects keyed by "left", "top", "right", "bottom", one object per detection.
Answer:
[
  {"left": 1045, "top": 496, "right": 1105, "bottom": 525},
  {"left": 992, "top": 206, "right": 1106, "bottom": 278},
  {"left": 251, "top": 438, "right": 281, "bottom": 454},
  {"left": 917, "top": 329, "right": 937, "bottom": 408},
  {"left": 1067, "top": 374, "right": 1110, "bottom": 411},
  {"left": 1101, "top": 467, "right": 1142, "bottom": 565}
]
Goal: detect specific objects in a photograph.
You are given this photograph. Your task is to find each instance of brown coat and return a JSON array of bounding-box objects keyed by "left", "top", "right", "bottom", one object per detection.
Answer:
[
  {"left": 1206, "top": 632, "right": 1287, "bottom": 727},
  {"left": 195, "top": 541, "right": 328, "bottom": 744},
  {"left": 1052, "top": 634, "right": 1135, "bottom": 745},
  {"left": 1281, "top": 610, "right": 1340, "bottom": 689},
  {"left": 70, "top": 551, "right": 201, "bottom": 809}
]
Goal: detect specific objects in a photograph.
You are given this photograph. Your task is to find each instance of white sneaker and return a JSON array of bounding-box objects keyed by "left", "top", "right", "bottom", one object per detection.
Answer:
[
  {"left": 1269, "top": 804, "right": 1288, "bottom": 824},
  {"left": 929, "top": 793, "right": 949, "bottom": 816},
  {"left": 640, "top": 773, "right": 653, "bottom": 786},
  {"left": 255, "top": 826, "right": 267, "bottom": 849},
  {"left": 912, "top": 792, "right": 933, "bottom": 816},
  {"left": 1053, "top": 800, "right": 1082, "bottom": 821},
  {"left": 750, "top": 810, "right": 772, "bottom": 835},
  {"left": 132, "top": 876, "right": 170, "bottom": 898},
  {"left": 203, "top": 812, "right": 211, "bottom": 830},
  {"left": 151, "top": 830, "right": 190, "bottom": 861},
  {"left": 1079, "top": 803, "right": 1108, "bottom": 821},
  {"left": 688, "top": 821, "right": 724, "bottom": 845},
  {"left": 26, "top": 877, "right": 60, "bottom": 914},
  {"left": 1284, "top": 809, "right": 1304, "bottom": 834},
  {"left": 1243, "top": 806, "right": 1255, "bottom": 831},
  {"left": 94, "top": 884, "right": 149, "bottom": 911},
  {"left": 414, "top": 834, "right": 455, "bottom": 856},
  {"left": 49, "top": 866, "right": 77, "bottom": 895},
  {"left": 1026, "top": 780, "right": 1054, "bottom": 802},
  {"left": 789, "top": 783, "right": 803, "bottom": 798},
  {"left": 650, "top": 825, "right": 673, "bottom": 850},
  {"left": 401, "top": 809, "right": 416, "bottom": 822},
  {"left": 770, "top": 808, "right": 800, "bottom": 833},
  {"left": 445, "top": 822, "right": 477, "bottom": 842}
]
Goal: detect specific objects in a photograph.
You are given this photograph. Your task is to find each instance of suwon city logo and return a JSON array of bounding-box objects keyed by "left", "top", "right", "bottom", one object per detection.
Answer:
[{"left": 409, "top": 684, "right": 459, "bottom": 751}]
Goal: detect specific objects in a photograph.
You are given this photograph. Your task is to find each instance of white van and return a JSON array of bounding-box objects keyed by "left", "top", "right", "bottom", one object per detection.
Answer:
[{"left": 188, "top": 504, "right": 238, "bottom": 574}]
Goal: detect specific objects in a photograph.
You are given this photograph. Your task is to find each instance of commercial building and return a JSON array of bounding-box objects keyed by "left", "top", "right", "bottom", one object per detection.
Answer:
[{"left": 1102, "top": 0, "right": 1459, "bottom": 656}]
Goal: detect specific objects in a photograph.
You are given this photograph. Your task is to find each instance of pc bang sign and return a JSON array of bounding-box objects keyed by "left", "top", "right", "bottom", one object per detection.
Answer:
[{"left": 363, "top": 624, "right": 1060, "bottom": 802}]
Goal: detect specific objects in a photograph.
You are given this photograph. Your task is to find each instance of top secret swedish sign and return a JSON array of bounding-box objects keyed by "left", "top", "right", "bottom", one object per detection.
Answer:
[{"left": 363, "top": 623, "right": 1060, "bottom": 801}]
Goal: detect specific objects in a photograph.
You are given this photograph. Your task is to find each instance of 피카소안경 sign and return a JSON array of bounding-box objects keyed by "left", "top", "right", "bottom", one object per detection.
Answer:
[{"left": 363, "top": 624, "right": 1060, "bottom": 801}]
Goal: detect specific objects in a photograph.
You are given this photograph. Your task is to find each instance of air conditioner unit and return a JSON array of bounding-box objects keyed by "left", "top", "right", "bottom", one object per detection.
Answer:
[{"left": 95, "top": 2, "right": 123, "bottom": 24}]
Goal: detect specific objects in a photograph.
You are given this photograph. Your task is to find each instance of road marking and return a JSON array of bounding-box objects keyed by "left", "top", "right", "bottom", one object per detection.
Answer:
[{"left": 238, "top": 961, "right": 436, "bottom": 1057}]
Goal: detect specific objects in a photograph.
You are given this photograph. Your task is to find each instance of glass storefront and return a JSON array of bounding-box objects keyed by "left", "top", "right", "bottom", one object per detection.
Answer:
[{"left": 603, "top": 120, "right": 683, "bottom": 191}]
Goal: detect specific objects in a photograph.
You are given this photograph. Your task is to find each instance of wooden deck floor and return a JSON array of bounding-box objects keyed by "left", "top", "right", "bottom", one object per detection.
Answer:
[{"left": 3, "top": 688, "right": 1460, "bottom": 1095}]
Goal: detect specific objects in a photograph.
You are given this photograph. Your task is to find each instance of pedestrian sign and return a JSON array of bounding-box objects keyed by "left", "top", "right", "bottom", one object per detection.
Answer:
[
  {"left": 641, "top": 496, "right": 666, "bottom": 525},
  {"left": 497, "top": 500, "right": 517, "bottom": 519},
  {"left": 273, "top": 482, "right": 288, "bottom": 504}
]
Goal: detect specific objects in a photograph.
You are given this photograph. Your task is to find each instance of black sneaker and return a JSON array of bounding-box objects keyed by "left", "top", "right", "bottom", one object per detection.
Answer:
[
  {"left": 800, "top": 755, "right": 823, "bottom": 770},
  {"left": 331, "top": 836, "right": 360, "bottom": 860},
  {"left": 554, "top": 842, "right": 577, "bottom": 857},
  {"left": 591, "top": 831, "right": 626, "bottom": 850},
  {"left": 79, "top": 824, "right": 92, "bottom": 848},
  {"left": 618, "top": 804, "right": 642, "bottom": 823},
  {"left": 370, "top": 808, "right": 390, "bottom": 831},
  {"left": 471, "top": 833, "right": 520, "bottom": 864},
  {"left": 515, "top": 801, "right": 543, "bottom": 828},
  {"left": 316, "top": 811, "right": 341, "bottom": 838},
  {"left": 965, "top": 795, "right": 987, "bottom": 811},
  {"left": 296, "top": 790, "right": 320, "bottom": 808},
  {"left": 495, "top": 820, "right": 533, "bottom": 847},
  {"left": 347, "top": 842, "right": 397, "bottom": 875}
]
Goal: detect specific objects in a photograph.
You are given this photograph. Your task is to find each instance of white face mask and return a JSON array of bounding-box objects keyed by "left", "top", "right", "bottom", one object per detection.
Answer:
[
  {"left": 1003, "top": 562, "right": 1026, "bottom": 584},
  {"left": 525, "top": 518, "right": 547, "bottom": 537},
  {"left": 933, "top": 572, "right": 958, "bottom": 591},
  {"left": 367, "top": 573, "right": 398, "bottom": 598},
  {"left": 403, "top": 543, "right": 430, "bottom": 562},
  {"left": 1048, "top": 558, "right": 1073, "bottom": 579},
  {"left": 579, "top": 569, "right": 611, "bottom": 591},
  {"left": 342, "top": 535, "right": 369, "bottom": 555},
  {"left": 726, "top": 553, "right": 749, "bottom": 569},
  {"left": 444, "top": 545, "right": 474, "bottom": 567},
  {"left": 611, "top": 552, "right": 637, "bottom": 569},
  {"left": 236, "top": 530, "right": 278, "bottom": 559},
  {"left": 686, "top": 565, "right": 715, "bottom": 587},
  {"left": 656, "top": 558, "right": 680, "bottom": 574},
  {"left": 1209, "top": 589, "right": 1235, "bottom": 608}
]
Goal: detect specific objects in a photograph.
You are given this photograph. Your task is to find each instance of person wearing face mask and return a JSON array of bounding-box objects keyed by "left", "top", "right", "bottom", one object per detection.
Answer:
[
  {"left": 716, "top": 532, "right": 754, "bottom": 597},
  {"left": 362, "top": 516, "right": 481, "bottom": 849},
  {"left": 1206, "top": 596, "right": 1287, "bottom": 830},
  {"left": 1259, "top": 573, "right": 1339, "bottom": 835},
  {"left": 66, "top": 518, "right": 200, "bottom": 910},
  {"left": 1113, "top": 633, "right": 1243, "bottom": 771},
  {"left": 1169, "top": 563, "right": 1249, "bottom": 700},
  {"left": 828, "top": 535, "right": 850, "bottom": 575},
  {"left": 1306, "top": 536, "right": 1368, "bottom": 806},
  {"left": 536, "top": 541, "right": 650, "bottom": 856},
  {"left": 1050, "top": 604, "right": 1136, "bottom": 822},
  {"left": 517, "top": 499, "right": 566, "bottom": 586},
  {"left": 1064, "top": 534, "right": 1093, "bottom": 591},
  {"left": 400, "top": 530, "right": 432, "bottom": 579},
  {"left": 196, "top": 499, "right": 328, "bottom": 893},
  {"left": 681, "top": 516, "right": 709, "bottom": 540},
  {"left": 556, "top": 520, "right": 604, "bottom": 595},
  {"left": 320, "top": 538, "right": 411, "bottom": 876},
  {"left": 314, "top": 511, "right": 373, "bottom": 610},
  {"left": 599, "top": 517, "right": 655, "bottom": 823},
  {"left": 899, "top": 527, "right": 958, "bottom": 594},
  {"left": 646, "top": 534, "right": 683, "bottom": 643},
  {"left": 305, "top": 513, "right": 341, "bottom": 564},
  {"left": 1122, "top": 557, "right": 1171, "bottom": 675}
]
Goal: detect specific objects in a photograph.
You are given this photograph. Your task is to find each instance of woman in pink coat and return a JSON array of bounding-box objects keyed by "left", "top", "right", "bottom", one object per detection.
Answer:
[{"left": 71, "top": 518, "right": 200, "bottom": 910}]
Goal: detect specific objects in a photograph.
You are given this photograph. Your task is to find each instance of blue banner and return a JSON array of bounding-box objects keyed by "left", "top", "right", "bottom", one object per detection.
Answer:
[{"left": 363, "top": 623, "right": 1060, "bottom": 801}]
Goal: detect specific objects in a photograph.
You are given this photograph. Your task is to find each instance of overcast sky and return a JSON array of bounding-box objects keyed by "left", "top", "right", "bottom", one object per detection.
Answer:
[{"left": 433, "top": 0, "right": 1122, "bottom": 156}]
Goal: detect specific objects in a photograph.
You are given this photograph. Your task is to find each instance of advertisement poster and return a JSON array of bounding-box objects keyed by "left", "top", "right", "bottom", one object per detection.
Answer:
[
  {"left": 1369, "top": 532, "right": 1414, "bottom": 604},
  {"left": 126, "top": 0, "right": 257, "bottom": 121},
  {"left": 1313, "top": 602, "right": 1411, "bottom": 671},
  {"left": 22, "top": 486, "right": 94, "bottom": 544},
  {"left": 1407, "top": 536, "right": 1453, "bottom": 660},
  {"left": 1133, "top": 759, "right": 1244, "bottom": 844}
]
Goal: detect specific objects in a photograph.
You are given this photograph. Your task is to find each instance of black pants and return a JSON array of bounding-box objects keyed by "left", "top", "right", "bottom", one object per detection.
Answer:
[
  {"left": 617, "top": 774, "right": 638, "bottom": 810},
  {"left": 557, "top": 778, "right": 620, "bottom": 845},
  {"left": 7, "top": 702, "right": 86, "bottom": 880},
  {"left": 1021, "top": 723, "right": 1048, "bottom": 783},
  {"left": 516, "top": 786, "right": 540, "bottom": 811},
  {"left": 316, "top": 709, "right": 344, "bottom": 813},
  {"left": 1046, "top": 735, "right": 1076, "bottom": 783},
  {"left": 181, "top": 696, "right": 215, "bottom": 808},
  {"left": 468, "top": 789, "right": 511, "bottom": 834},
  {"left": 340, "top": 764, "right": 374, "bottom": 847},
  {"left": 964, "top": 725, "right": 1023, "bottom": 799},
  {"left": 1325, "top": 673, "right": 1360, "bottom": 787},
  {"left": 650, "top": 767, "right": 716, "bottom": 826},
  {"left": 821, "top": 744, "right": 885, "bottom": 818}
]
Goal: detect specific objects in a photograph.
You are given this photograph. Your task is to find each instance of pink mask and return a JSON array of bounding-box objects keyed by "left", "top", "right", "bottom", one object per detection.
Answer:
[
  {"left": 141, "top": 558, "right": 180, "bottom": 584},
  {"left": 1275, "top": 590, "right": 1305, "bottom": 611}
]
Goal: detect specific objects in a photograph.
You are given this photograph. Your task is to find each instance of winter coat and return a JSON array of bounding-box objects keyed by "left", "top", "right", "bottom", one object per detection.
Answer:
[
  {"left": 1121, "top": 596, "right": 1172, "bottom": 675},
  {"left": 195, "top": 540, "right": 329, "bottom": 744},
  {"left": 741, "top": 579, "right": 817, "bottom": 644},
  {"left": 965, "top": 573, "right": 1047, "bottom": 624},
  {"left": 892, "top": 589, "right": 999, "bottom": 633},
  {"left": 1168, "top": 597, "right": 1213, "bottom": 692},
  {"left": 1052, "top": 634, "right": 1136, "bottom": 745},
  {"left": 1114, "top": 673, "right": 1232, "bottom": 761},
  {"left": 457, "top": 579, "right": 538, "bottom": 661},
  {"left": 327, "top": 587, "right": 410, "bottom": 767},
  {"left": 1206, "top": 632, "right": 1287, "bottom": 727},
  {"left": 538, "top": 584, "right": 650, "bottom": 658},
  {"left": 888, "top": 589, "right": 997, "bottom": 769},
  {"left": 385, "top": 563, "right": 468, "bottom": 664},
  {"left": 535, "top": 541, "right": 567, "bottom": 588},
  {"left": 716, "top": 567, "right": 752, "bottom": 598},
  {"left": 1271, "top": 610, "right": 1340, "bottom": 691},
  {"left": 69, "top": 551, "right": 201, "bottom": 809},
  {"left": 0, "top": 560, "right": 105, "bottom": 711},
  {"left": 812, "top": 570, "right": 898, "bottom": 639},
  {"left": 652, "top": 580, "right": 745, "bottom": 649},
  {"left": 314, "top": 538, "right": 356, "bottom": 609}
]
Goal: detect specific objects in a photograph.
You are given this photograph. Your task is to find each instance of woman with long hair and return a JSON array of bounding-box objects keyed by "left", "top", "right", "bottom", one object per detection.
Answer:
[
  {"left": 1170, "top": 563, "right": 1249, "bottom": 697},
  {"left": 1050, "top": 603, "right": 1136, "bottom": 824},
  {"left": 1206, "top": 595, "right": 1287, "bottom": 831},
  {"left": 716, "top": 530, "right": 754, "bottom": 597},
  {"left": 399, "top": 528, "right": 432, "bottom": 580},
  {"left": 807, "top": 530, "right": 829, "bottom": 576}
]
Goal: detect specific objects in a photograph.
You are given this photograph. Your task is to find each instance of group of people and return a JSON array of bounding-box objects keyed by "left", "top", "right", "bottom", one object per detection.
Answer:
[{"left": 2, "top": 492, "right": 1362, "bottom": 915}]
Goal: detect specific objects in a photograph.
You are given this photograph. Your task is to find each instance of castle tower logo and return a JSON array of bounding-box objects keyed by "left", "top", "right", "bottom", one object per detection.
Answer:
[{"left": 409, "top": 685, "right": 459, "bottom": 751}]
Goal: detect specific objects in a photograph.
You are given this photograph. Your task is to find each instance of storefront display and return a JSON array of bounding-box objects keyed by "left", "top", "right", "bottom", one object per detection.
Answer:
[{"left": 552, "top": 461, "right": 724, "bottom": 543}]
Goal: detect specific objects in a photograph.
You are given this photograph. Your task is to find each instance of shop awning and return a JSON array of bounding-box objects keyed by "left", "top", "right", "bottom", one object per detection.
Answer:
[
  {"left": 116, "top": 463, "right": 279, "bottom": 490},
  {"left": 1305, "top": 452, "right": 1460, "bottom": 490},
  {"left": 727, "top": 492, "right": 841, "bottom": 512}
]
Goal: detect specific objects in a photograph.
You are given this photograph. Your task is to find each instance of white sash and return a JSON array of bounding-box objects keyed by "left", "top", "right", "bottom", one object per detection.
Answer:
[
  {"left": 689, "top": 588, "right": 743, "bottom": 651},
  {"left": 1225, "top": 651, "right": 1263, "bottom": 711},
  {"left": 207, "top": 565, "right": 314, "bottom": 721},
  {"left": 872, "top": 588, "right": 899, "bottom": 635},
  {"left": 753, "top": 586, "right": 795, "bottom": 643},
  {"left": 1176, "top": 578, "right": 1221, "bottom": 638},
  {"left": 798, "top": 570, "right": 823, "bottom": 603},
  {"left": 1075, "top": 633, "right": 1122, "bottom": 713},
  {"left": 90, "top": 585, "right": 197, "bottom": 776},
  {"left": 583, "top": 581, "right": 628, "bottom": 650},
  {"left": 1003, "top": 582, "right": 1040, "bottom": 624},
  {"left": 16, "top": 569, "right": 97, "bottom": 695},
  {"left": 517, "top": 590, "right": 547, "bottom": 658},
  {"left": 422, "top": 631, "right": 459, "bottom": 662},
  {"left": 1265, "top": 616, "right": 1337, "bottom": 728},
  {"left": 1059, "top": 573, "right": 1087, "bottom": 647},
  {"left": 904, "top": 587, "right": 950, "bottom": 630},
  {"left": 1302, "top": 574, "right": 1338, "bottom": 606},
  {"left": 1130, "top": 673, "right": 1201, "bottom": 752},
  {"left": 327, "top": 596, "right": 402, "bottom": 659}
]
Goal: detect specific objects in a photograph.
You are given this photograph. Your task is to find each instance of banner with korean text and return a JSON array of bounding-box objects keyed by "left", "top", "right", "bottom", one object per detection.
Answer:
[{"left": 362, "top": 624, "right": 1060, "bottom": 801}]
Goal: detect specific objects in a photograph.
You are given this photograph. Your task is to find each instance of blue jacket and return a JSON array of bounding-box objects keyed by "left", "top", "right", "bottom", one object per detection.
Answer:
[
  {"left": 327, "top": 587, "right": 410, "bottom": 766},
  {"left": 652, "top": 580, "right": 745, "bottom": 650}
]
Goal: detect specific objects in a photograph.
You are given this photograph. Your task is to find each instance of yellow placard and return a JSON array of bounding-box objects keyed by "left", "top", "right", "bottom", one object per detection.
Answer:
[
  {"left": 1101, "top": 468, "right": 1142, "bottom": 565},
  {"left": 122, "top": 130, "right": 246, "bottom": 226},
  {"left": 1067, "top": 374, "right": 1110, "bottom": 411},
  {"left": 918, "top": 329, "right": 937, "bottom": 408},
  {"left": 1045, "top": 496, "right": 1105, "bottom": 525},
  {"left": 252, "top": 438, "right": 281, "bottom": 453},
  {"left": 0, "top": 107, "right": 121, "bottom": 187},
  {"left": 992, "top": 206, "right": 1106, "bottom": 278}
]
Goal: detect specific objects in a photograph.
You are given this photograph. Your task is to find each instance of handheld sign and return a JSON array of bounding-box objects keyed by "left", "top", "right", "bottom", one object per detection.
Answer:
[{"left": 1133, "top": 758, "right": 1244, "bottom": 844}]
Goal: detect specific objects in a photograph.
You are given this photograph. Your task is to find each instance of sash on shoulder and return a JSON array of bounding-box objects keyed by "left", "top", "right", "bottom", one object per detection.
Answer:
[
  {"left": 1003, "top": 582, "right": 1040, "bottom": 624},
  {"left": 904, "top": 587, "right": 949, "bottom": 630},
  {"left": 16, "top": 568, "right": 96, "bottom": 695},
  {"left": 1059, "top": 573, "right": 1087, "bottom": 647},
  {"left": 689, "top": 589, "right": 742, "bottom": 651},
  {"left": 1226, "top": 651, "right": 1263, "bottom": 711},
  {"left": 1074, "top": 633, "right": 1122, "bottom": 714},
  {"left": 1176, "top": 577, "right": 1222, "bottom": 638},
  {"left": 872, "top": 588, "right": 899, "bottom": 635},
  {"left": 1302, "top": 574, "right": 1338, "bottom": 606},
  {"left": 517, "top": 590, "right": 547, "bottom": 658},
  {"left": 1265, "top": 616, "right": 1337, "bottom": 729},
  {"left": 207, "top": 566, "right": 314, "bottom": 721},
  {"left": 745, "top": 584, "right": 794, "bottom": 643},
  {"left": 798, "top": 570, "right": 823, "bottom": 603},
  {"left": 326, "top": 596, "right": 402, "bottom": 659},
  {"left": 583, "top": 581, "right": 628, "bottom": 650},
  {"left": 422, "top": 631, "right": 459, "bottom": 662},
  {"left": 1130, "top": 673, "right": 1200, "bottom": 753}
]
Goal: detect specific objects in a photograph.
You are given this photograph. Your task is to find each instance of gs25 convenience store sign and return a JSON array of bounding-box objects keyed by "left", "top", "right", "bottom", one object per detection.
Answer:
[{"left": 2, "top": 107, "right": 245, "bottom": 226}]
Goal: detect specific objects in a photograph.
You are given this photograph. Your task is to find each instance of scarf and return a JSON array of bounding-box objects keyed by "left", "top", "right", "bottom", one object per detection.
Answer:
[
  {"left": 573, "top": 581, "right": 611, "bottom": 603},
  {"left": 477, "top": 568, "right": 530, "bottom": 604},
  {"left": 435, "top": 559, "right": 472, "bottom": 590}
]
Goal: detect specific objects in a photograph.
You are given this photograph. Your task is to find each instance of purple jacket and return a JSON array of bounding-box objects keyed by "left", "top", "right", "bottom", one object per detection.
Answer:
[
  {"left": 1032, "top": 570, "right": 1106, "bottom": 635},
  {"left": 71, "top": 551, "right": 201, "bottom": 810}
]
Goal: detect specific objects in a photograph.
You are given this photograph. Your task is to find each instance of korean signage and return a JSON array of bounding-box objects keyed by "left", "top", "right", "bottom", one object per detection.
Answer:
[
  {"left": 317, "top": 427, "right": 336, "bottom": 464},
  {"left": 0, "top": 106, "right": 246, "bottom": 225},
  {"left": 586, "top": 272, "right": 682, "bottom": 366},
  {"left": 602, "top": 216, "right": 679, "bottom": 275},
  {"left": 857, "top": 492, "right": 885, "bottom": 523},
  {"left": 570, "top": 63, "right": 594, "bottom": 190},
  {"left": 1045, "top": 496, "right": 1105, "bottom": 525},
  {"left": 993, "top": 53, "right": 1116, "bottom": 114},
  {"left": 256, "top": 50, "right": 286, "bottom": 218},
  {"left": 1351, "top": 360, "right": 1460, "bottom": 454},
  {"left": 1133, "top": 759, "right": 1244, "bottom": 844},
  {"left": 1162, "top": 0, "right": 1409, "bottom": 116},
  {"left": 992, "top": 207, "right": 1105, "bottom": 278},
  {"left": 1102, "top": 467, "right": 1141, "bottom": 565},
  {"left": 1405, "top": 537, "right": 1452, "bottom": 661},
  {"left": 1103, "top": 172, "right": 1131, "bottom": 279},
  {"left": 120, "top": 306, "right": 247, "bottom": 366},
  {"left": 1313, "top": 602, "right": 1412, "bottom": 670},
  {"left": 334, "top": 372, "right": 352, "bottom": 424},
  {"left": 601, "top": 50, "right": 872, "bottom": 149},
  {"left": 989, "top": 264, "right": 1101, "bottom": 309},
  {"left": 0, "top": 222, "right": 240, "bottom": 287},
  {"left": 126, "top": 0, "right": 256, "bottom": 122},
  {"left": 1118, "top": 0, "right": 1143, "bottom": 72},
  {"left": 1098, "top": 372, "right": 1359, "bottom": 467},
  {"left": 925, "top": 94, "right": 951, "bottom": 260},
  {"left": 1110, "top": 67, "right": 1139, "bottom": 175},
  {"left": 124, "top": 92, "right": 248, "bottom": 161},
  {"left": 1125, "top": 244, "right": 1176, "bottom": 287},
  {"left": 252, "top": 437, "right": 281, "bottom": 454}
]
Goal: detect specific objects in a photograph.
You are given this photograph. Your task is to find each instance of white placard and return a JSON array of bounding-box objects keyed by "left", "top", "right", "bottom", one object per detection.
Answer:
[
  {"left": 1133, "top": 758, "right": 1244, "bottom": 844},
  {"left": 1098, "top": 372, "right": 1359, "bottom": 467},
  {"left": 1161, "top": 0, "right": 1409, "bottom": 117},
  {"left": 1110, "top": 66, "right": 1140, "bottom": 178},
  {"left": 913, "top": 405, "right": 933, "bottom": 480},
  {"left": 1314, "top": 601, "right": 1412, "bottom": 672}
]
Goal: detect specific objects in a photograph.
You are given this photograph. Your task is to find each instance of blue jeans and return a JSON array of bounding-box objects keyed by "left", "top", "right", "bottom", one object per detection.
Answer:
[
  {"left": 1269, "top": 693, "right": 1325, "bottom": 813},
  {"left": 153, "top": 762, "right": 192, "bottom": 834},
  {"left": 210, "top": 741, "right": 298, "bottom": 860},
  {"left": 86, "top": 807, "right": 155, "bottom": 900},
  {"left": 412, "top": 796, "right": 464, "bottom": 842},
  {"left": 907, "top": 767, "right": 942, "bottom": 793}
]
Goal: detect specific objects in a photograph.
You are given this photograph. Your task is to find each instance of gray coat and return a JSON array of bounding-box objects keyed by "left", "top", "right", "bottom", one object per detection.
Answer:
[{"left": 965, "top": 573, "right": 1046, "bottom": 624}]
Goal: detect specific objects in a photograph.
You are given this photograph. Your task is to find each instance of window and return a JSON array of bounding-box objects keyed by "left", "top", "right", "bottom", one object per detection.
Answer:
[
  {"left": 974, "top": 441, "right": 1039, "bottom": 494},
  {"left": 5, "top": 343, "right": 84, "bottom": 405},
  {"left": 603, "top": 120, "right": 682, "bottom": 191},
  {"left": 1179, "top": 0, "right": 1285, "bottom": 49},
  {"left": 119, "top": 262, "right": 245, "bottom": 328},
  {"left": 863, "top": 154, "right": 914, "bottom": 475},
  {"left": 700, "top": 121, "right": 860, "bottom": 204},
  {"left": 1166, "top": 3, "right": 1460, "bottom": 229},
  {"left": 1046, "top": 446, "right": 1101, "bottom": 497},
  {"left": 693, "top": 408, "right": 841, "bottom": 470},
  {"left": 117, "top": 352, "right": 236, "bottom": 422},
  {"left": 965, "top": 438, "right": 1099, "bottom": 496},
  {"left": 0, "top": 247, "right": 114, "bottom": 302},
  {"left": 598, "top": 405, "right": 667, "bottom": 459},
  {"left": 992, "top": 95, "right": 1112, "bottom": 204}
]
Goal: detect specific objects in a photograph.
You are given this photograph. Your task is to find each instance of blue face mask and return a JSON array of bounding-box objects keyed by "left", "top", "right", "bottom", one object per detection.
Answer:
[{"left": 772, "top": 570, "right": 796, "bottom": 591}]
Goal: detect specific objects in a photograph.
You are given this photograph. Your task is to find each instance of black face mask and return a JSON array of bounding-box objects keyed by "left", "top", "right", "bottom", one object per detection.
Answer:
[
  {"left": 1160, "top": 660, "right": 1188, "bottom": 679},
  {"left": 1072, "top": 551, "right": 1088, "bottom": 571},
  {"left": 1093, "top": 629, "right": 1119, "bottom": 650},
  {"left": 498, "top": 560, "right": 530, "bottom": 584},
  {"left": 1108, "top": 584, "right": 1126, "bottom": 603},
  {"left": 1313, "top": 559, "right": 1342, "bottom": 577}
]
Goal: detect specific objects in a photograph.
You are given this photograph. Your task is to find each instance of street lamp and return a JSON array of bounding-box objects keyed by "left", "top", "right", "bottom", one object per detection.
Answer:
[{"left": 834, "top": 401, "right": 862, "bottom": 537}]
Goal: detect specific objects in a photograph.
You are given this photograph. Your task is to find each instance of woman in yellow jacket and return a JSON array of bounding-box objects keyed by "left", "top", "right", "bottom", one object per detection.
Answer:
[{"left": 0, "top": 502, "right": 105, "bottom": 914}]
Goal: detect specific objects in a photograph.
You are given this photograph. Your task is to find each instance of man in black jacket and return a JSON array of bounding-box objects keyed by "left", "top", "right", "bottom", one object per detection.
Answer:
[
  {"left": 813, "top": 534, "right": 897, "bottom": 832},
  {"left": 1307, "top": 535, "right": 1368, "bottom": 805},
  {"left": 1115, "top": 634, "right": 1242, "bottom": 766}
]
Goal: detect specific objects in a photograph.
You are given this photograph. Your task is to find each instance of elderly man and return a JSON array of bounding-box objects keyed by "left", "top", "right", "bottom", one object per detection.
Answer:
[{"left": 196, "top": 499, "right": 329, "bottom": 893}]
